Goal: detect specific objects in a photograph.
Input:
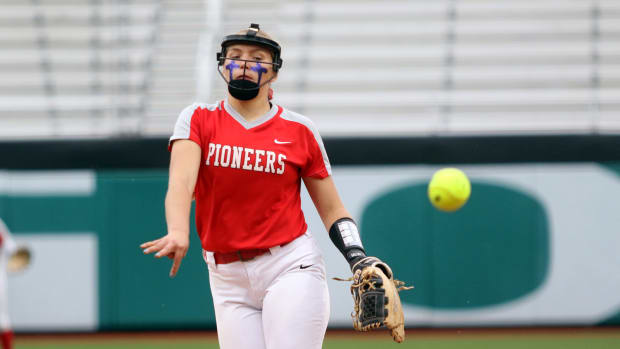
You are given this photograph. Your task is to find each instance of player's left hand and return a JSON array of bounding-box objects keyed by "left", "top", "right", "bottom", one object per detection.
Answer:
[
  {"left": 347, "top": 256, "right": 413, "bottom": 343},
  {"left": 141, "top": 232, "right": 189, "bottom": 278}
]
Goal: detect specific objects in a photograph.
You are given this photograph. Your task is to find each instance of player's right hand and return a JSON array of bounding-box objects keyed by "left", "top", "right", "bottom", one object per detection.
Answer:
[{"left": 141, "top": 232, "right": 189, "bottom": 278}]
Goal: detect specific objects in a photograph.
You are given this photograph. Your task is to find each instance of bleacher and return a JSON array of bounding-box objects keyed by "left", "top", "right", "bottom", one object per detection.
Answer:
[
  {"left": 269, "top": 0, "right": 620, "bottom": 136},
  {"left": 141, "top": 0, "right": 205, "bottom": 134},
  {"left": 0, "top": 0, "right": 162, "bottom": 138},
  {"left": 0, "top": 0, "right": 619, "bottom": 138}
]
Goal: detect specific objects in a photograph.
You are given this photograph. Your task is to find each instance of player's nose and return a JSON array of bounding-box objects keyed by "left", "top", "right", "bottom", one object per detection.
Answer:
[{"left": 232, "top": 59, "right": 247, "bottom": 72}]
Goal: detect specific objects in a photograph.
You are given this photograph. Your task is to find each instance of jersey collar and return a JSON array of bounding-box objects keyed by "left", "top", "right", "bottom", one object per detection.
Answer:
[{"left": 223, "top": 99, "right": 281, "bottom": 130}]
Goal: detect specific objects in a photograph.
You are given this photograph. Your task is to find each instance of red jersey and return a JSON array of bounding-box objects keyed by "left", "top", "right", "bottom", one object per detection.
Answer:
[{"left": 169, "top": 99, "right": 332, "bottom": 253}]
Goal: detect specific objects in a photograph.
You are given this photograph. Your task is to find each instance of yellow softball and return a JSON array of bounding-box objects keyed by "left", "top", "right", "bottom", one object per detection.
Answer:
[{"left": 428, "top": 168, "right": 471, "bottom": 212}]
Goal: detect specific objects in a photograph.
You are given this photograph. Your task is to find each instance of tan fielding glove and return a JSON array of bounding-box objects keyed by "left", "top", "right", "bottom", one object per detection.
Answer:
[
  {"left": 8, "top": 246, "right": 31, "bottom": 273},
  {"left": 346, "top": 256, "right": 413, "bottom": 343}
]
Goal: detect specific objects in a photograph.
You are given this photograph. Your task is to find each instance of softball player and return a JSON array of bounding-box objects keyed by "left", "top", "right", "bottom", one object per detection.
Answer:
[
  {"left": 0, "top": 218, "right": 16, "bottom": 349},
  {"left": 142, "top": 24, "right": 371, "bottom": 349}
]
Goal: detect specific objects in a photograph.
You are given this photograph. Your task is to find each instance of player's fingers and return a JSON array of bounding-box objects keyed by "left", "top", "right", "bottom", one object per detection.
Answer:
[
  {"left": 155, "top": 242, "right": 178, "bottom": 258},
  {"left": 144, "top": 239, "right": 167, "bottom": 255},
  {"left": 140, "top": 238, "right": 162, "bottom": 249},
  {"left": 170, "top": 253, "right": 184, "bottom": 278},
  {"left": 140, "top": 238, "right": 160, "bottom": 248}
]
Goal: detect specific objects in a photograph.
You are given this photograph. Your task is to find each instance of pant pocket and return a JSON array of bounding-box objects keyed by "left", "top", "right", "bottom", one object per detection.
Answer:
[{"left": 202, "top": 249, "right": 217, "bottom": 270}]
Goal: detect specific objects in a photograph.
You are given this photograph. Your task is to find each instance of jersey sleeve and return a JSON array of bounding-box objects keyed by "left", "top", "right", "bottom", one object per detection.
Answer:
[
  {"left": 301, "top": 120, "right": 332, "bottom": 179},
  {"left": 168, "top": 103, "right": 203, "bottom": 151}
]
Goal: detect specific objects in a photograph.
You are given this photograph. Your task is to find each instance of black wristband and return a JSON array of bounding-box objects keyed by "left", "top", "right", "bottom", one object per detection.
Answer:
[{"left": 328, "top": 217, "right": 367, "bottom": 269}]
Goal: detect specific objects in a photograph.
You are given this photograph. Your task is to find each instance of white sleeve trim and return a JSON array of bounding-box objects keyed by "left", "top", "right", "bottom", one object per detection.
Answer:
[
  {"left": 280, "top": 108, "right": 332, "bottom": 176},
  {"left": 169, "top": 102, "right": 218, "bottom": 146}
]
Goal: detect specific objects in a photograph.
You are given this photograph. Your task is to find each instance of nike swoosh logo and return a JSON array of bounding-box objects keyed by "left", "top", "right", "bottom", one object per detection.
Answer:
[
  {"left": 274, "top": 139, "right": 292, "bottom": 144},
  {"left": 299, "top": 264, "right": 314, "bottom": 269}
]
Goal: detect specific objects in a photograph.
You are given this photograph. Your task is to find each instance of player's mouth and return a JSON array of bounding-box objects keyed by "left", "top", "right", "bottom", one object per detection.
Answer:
[{"left": 234, "top": 75, "right": 256, "bottom": 82}]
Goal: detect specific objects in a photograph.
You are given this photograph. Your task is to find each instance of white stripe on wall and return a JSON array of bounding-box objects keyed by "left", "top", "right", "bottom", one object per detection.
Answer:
[{"left": 0, "top": 170, "right": 95, "bottom": 196}]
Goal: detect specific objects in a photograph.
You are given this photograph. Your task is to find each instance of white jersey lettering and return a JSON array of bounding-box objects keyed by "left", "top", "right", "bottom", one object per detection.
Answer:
[
  {"left": 214, "top": 144, "right": 222, "bottom": 166},
  {"left": 265, "top": 151, "right": 276, "bottom": 173},
  {"left": 220, "top": 145, "right": 232, "bottom": 167},
  {"left": 254, "top": 149, "right": 265, "bottom": 172},
  {"left": 206, "top": 143, "right": 216, "bottom": 165},
  {"left": 276, "top": 154, "right": 286, "bottom": 174},
  {"left": 231, "top": 146, "right": 243, "bottom": 169},
  {"left": 242, "top": 148, "right": 254, "bottom": 170},
  {"left": 205, "top": 142, "right": 286, "bottom": 175}
]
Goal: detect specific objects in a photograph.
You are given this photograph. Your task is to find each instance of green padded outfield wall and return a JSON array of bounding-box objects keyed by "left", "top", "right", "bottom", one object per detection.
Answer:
[
  {"left": 4, "top": 165, "right": 620, "bottom": 330},
  {"left": 2, "top": 136, "right": 620, "bottom": 330},
  {"left": 2, "top": 171, "right": 215, "bottom": 331},
  {"left": 98, "top": 171, "right": 214, "bottom": 330},
  {"left": 361, "top": 182, "right": 549, "bottom": 310},
  {"left": 307, "top": 163, "right": 620, "bottom": 327}
]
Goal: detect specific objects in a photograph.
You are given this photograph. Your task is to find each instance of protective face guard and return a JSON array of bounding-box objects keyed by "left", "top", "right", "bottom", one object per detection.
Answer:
[
  {"left": 216, "top": 23, "right": 283, "bottom": 72},
  {"left": 218, "top": 57, "right": 277, "bottom": 100},
  {"left": 216, "top": 23, "right": 283, "bottom": 100},
  {"left": 218, "top": 58, "right": 276, "bottom": 90}
]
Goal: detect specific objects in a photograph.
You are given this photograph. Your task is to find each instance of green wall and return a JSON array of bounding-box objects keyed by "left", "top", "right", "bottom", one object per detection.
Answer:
[
  {"left": 361, "top": 182, "right": 549, "bottom": 309},
  {"left": 97, "top": 171, "right": 215, "bottom": 330},
  {"left": 1, "top": 171, "right": 215, "bottom": 330},
  {"left": 3, "top": 135, "right": 620, "bottom": 329}
]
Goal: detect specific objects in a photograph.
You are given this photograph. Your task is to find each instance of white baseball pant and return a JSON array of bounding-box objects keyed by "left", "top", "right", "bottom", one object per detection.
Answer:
[
  {"left": 203, "top": 231, "right": 330, "bottom": 349},
  {"left": 0, "top": 219, "right": 16, "bottom": 331},
  {"left": 0, "top": 261, "right": 9, "bottom": 331}
]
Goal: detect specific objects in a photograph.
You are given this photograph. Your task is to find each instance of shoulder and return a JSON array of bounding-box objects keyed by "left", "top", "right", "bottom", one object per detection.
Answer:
[
  {"left": 278, "top": 107, "right": 327, "bottom": 149},
  {"left": 170, "top": 101, "right": 222, "bottom": 143},
  {"left": 179, "top": 101, "right": 221, "bottom": 119},
  {"left": 278, "top": 107, "right": 319, "bottom": 133}
]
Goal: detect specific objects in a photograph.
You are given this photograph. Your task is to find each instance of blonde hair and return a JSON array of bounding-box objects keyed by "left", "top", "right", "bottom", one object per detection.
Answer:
[
  {"left": 234, "top": 28, "right": 277, "bottom": 42},
  {"left": 226, "top": 28, "right": 279, "bottom": 64}
]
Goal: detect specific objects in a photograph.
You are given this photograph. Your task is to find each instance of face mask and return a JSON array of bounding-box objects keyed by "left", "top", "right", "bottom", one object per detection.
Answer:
[
  {"left": 228, "top": 79, "right": 260, "bottom": 100},
  {"left": 220, "top": 59, "right": 272, "bottom": 101}
]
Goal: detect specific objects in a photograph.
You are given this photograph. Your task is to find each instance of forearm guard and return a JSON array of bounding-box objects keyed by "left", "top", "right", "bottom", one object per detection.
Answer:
[{"left": 328, "top": 217, "right": 367, "bottom": 269}]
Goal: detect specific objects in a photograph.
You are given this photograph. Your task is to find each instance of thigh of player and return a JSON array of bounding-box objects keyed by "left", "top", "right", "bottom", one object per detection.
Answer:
[
  {"left": 261, "top": 247, "right": 330, "bottom": 349},
  {"left": 207, "top": 260, "right": 267, "bottom": 349}
]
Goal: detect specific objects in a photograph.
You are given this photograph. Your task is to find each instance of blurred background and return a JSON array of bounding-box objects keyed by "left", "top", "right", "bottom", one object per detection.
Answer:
[{"left": 1, "top": 0, "right": 620, "bottom": 347}]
